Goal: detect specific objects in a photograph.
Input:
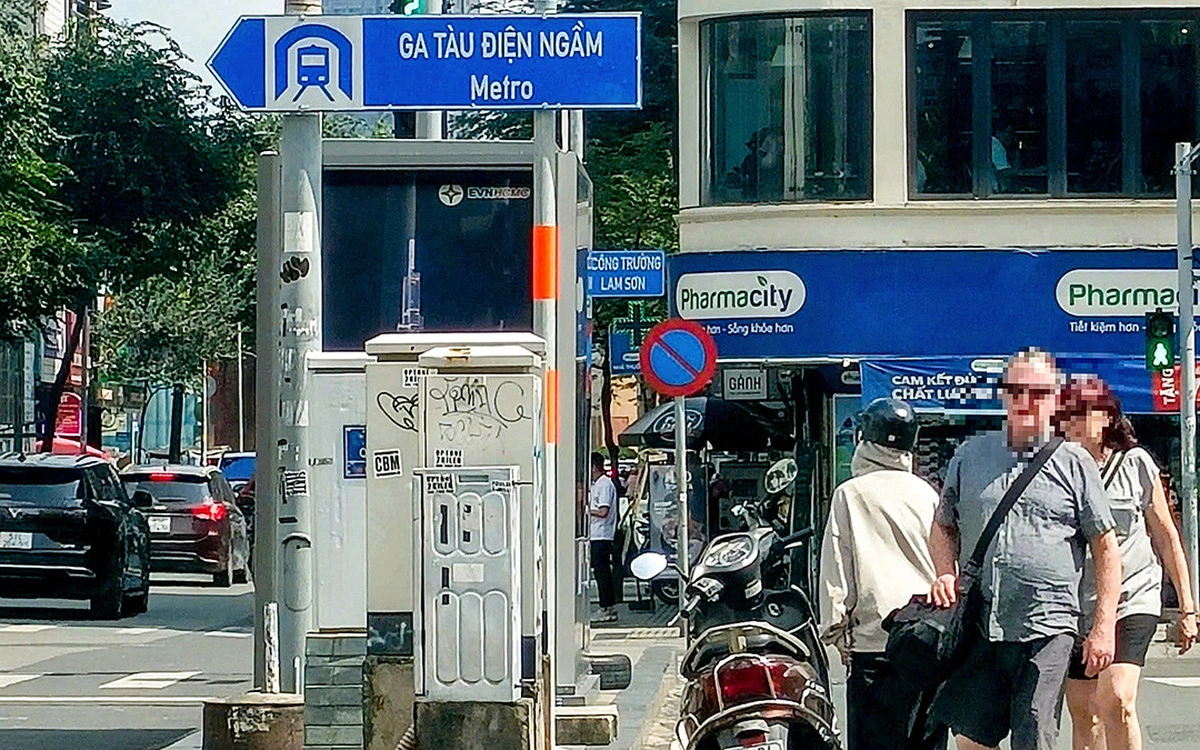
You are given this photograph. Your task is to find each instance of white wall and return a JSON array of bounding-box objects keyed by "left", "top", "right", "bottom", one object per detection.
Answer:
[{"left": 678, "top": 0, "right": 1200, "bottom": 251}]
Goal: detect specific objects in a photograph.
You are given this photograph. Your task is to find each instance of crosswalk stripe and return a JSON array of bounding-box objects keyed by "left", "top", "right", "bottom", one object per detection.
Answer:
[
  {"left": 0, "top": 674, "right": 40, "bottom": 689},
  {"left": 115, "top": 627, "right": 160, "bottom": 636},
  {"left": 1147, "top": 677, "right": 1200, "bottom": 688},
  {"left": 99, "top": 671, "right": 200, "bottom": 690},
  {"left": 0, "top": 695, "right": 215, "bottom": 705},
  {"left": 204, "top": 631, "right": 252, "bottom": 639},
  {"left": 0, "top": 624, "right": 54, "bottom": 633}
]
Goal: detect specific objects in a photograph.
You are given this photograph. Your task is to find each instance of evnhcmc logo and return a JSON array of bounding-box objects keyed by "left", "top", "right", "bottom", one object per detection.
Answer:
[
  {"left": 271, "top": 22, "right": 358, "bottom": 107},
  {"left": 676, "top": 271, "right": 806, "bottom": 320},
  {"left": 438, "top": 184, "right": 465, "bottom": 207}
]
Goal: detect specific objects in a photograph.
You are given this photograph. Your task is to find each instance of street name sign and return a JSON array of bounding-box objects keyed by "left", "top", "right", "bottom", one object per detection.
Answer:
[
  {"left": 208, "top": 14, "right": 642, "bottom": 112},
  {"left": 587, "top": 250, "right": 665, "bottom": 298},
  {"left": 640, "top": 319, "right": 718, "bottom": 398}
]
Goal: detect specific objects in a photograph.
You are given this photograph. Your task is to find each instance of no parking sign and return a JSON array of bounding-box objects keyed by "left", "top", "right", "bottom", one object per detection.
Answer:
[{"left": 639, "top": 319, "right": 718, "bottom": 398}]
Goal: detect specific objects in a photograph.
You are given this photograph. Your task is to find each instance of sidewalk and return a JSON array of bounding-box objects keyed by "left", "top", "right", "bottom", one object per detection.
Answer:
[{"left": 566, "top": 582, "right": 686, "bottom": 750}]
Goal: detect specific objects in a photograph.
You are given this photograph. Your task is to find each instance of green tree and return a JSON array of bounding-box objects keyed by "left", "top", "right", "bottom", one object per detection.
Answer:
[
  {"left": 34, "top": 14, "right": 266, "bottom": 449},
  {"left": 0, "top": 0, "right": 92, "bottom": 338},
  {"left": 44, "top": 17, "right": 258, "bottom": 291}
]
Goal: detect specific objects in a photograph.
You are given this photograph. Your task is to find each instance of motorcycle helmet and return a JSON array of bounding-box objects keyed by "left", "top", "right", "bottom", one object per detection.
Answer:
[{"left": 857, "top": 397, "right": 919, "bottom": 452}]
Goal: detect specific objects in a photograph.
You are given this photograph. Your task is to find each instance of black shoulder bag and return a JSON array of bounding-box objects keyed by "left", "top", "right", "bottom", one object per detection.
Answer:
[{"left": 882, "top": 437, "right": 1063, "bottom": 689}]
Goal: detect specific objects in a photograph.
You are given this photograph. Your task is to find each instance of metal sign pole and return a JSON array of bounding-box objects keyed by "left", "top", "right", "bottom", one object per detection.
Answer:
[
  {"left": 1177, "top": 142, "right": 1200, "bottom": 609},
  {"left": 674, "top": 395, "right": 689, "bottom": 597},
  {"left": 276, "top": 0, "right": 323, "bottom": 694},
  {"left": 532, "top": 0, "right": 559, "bottom": 740}
]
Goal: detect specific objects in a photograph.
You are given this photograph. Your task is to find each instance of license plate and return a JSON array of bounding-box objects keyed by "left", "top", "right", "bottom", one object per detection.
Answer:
[
  {"left": 0, "top": 532, "right": 32, "bottom": 550},
  {"left": 148, "top": 516, "right": 171, "bottom": 534},
  {"left": 725, "top": 743, "right": 783, "bottom": 750}
]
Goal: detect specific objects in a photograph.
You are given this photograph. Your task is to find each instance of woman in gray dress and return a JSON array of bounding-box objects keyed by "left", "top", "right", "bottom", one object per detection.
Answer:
[{"left": 1058, "top": 374, "right": 1197, "bottom": 750}]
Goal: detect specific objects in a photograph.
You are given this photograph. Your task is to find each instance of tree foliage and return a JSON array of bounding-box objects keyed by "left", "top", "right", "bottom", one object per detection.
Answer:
[
  {"left": 44, "top": 16, "right": 260, "bottom": 292},
  {"left": 96, "top": 193, "right": 257, "bottom": 388},
  {"left": 0, "top": 0, "right": 92, "bottom": 337}
]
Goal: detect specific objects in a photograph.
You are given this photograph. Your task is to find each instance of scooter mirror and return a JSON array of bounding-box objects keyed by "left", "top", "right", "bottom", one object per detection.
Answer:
[
  {"left": 629, "top": 551, "right": 669, "bottom": 581},
  {"left": 764, "top": 458, "right": 799, "bottom": 495}
]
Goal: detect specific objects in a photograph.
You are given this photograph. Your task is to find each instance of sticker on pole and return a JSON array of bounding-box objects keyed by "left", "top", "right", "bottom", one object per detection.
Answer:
[{"left": 640, "top": 319, "right": 718, "bottom": 398}]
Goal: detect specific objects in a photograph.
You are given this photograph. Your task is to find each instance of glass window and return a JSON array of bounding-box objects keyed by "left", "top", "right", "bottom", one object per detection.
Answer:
[
  {"left": 704, "top": 14, "right": 872, "bottom": 205},
  {"left": 1142, "top": 20, "right": 1200, "bottom": 195},
  {"left": 910, "top": 11, "right": 1200, "bottom": 199},
  {"left": 1066, "top": 21, "right": 1123, "bottom": 193},
  {"left": 122, "top": 475, "right": 210, "bottom": 504},
  {"left": 913, "top": 21, "right": 973, "bottom": 194},
  {"left": 0, "top": 468, "right": 85, "bottom": 509},
  {"left": 991, "top": 22, "right": 1047, "bottom": 195}
]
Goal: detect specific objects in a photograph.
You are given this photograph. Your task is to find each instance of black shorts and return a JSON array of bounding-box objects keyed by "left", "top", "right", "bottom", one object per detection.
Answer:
[
  {"left": 932, "top": 634, "right": 1074, "bottom": 750},
  {"left": 1067, "top": 613, "right": 1159, "bottom": 680}
]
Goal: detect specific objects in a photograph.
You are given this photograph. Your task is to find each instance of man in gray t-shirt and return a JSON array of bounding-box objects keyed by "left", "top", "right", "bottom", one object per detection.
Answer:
[{"left": 928, "top": 349, "right": 1121, "bottom": 750}]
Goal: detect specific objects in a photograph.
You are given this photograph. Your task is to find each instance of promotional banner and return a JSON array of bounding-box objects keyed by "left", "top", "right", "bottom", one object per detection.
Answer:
[
  {"left": 669, "top": 248, "right": 1183, "bottom": 360},
  {"left": 860, "top": 355, "right": 1170, "bottom": 414}
]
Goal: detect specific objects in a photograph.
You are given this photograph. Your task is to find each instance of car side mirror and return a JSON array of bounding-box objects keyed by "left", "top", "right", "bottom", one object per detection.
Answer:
[{"left": 132, "top": 490, "right": 154, "bottom": 509}]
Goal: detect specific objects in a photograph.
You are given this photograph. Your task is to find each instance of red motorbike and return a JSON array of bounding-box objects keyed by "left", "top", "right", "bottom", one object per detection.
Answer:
[{"left": 631, "top": 459, "right": 840, "bottom": 750}]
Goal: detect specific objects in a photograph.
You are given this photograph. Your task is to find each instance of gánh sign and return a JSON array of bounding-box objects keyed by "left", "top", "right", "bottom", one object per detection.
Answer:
[{"left": 722, "top": 368, "right": 767, "bottom": 400}]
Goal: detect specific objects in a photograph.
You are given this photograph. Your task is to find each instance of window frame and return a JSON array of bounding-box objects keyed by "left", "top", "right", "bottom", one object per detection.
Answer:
[
  {"left": 907, "top": 8, "right": 1200, "bottom": 200},
  {"left": 699, "top": 10, "right": 875, "bottom": 207}
]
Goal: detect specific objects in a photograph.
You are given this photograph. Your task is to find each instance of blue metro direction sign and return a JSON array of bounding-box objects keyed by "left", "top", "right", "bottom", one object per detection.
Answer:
[
  {"left": 586, "top": 250, "right": 665, "bottom": 298},
  {"left": 208, "top": 14, "right": 642, "bottom": 111}
]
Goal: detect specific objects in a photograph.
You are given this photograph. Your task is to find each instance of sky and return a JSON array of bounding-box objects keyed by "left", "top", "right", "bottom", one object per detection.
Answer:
[{"left": 109, "top": 0, "right": 278, "bottom": 92}]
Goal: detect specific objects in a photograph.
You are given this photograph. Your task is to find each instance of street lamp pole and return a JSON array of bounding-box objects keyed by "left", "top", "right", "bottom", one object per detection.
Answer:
[{"left": 1175, "top": 141, "right": 1200, "bottom": 610}]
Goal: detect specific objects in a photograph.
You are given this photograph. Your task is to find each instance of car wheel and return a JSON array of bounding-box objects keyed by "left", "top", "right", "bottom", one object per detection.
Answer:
[
  {"left": 214, "top": 550, "right": 233, "bottom": 588},
  {"left": 124, "top": 554, "right": 151, "bottom": 616},
  {"left": 90, "top": 549, "right": 125, "bottom": 620},
  {"left": 652, "top": 579, "right": 679, "bottom": 606},
  {"left": 233, "top": 545, "right": 249, "bottom": 585}
]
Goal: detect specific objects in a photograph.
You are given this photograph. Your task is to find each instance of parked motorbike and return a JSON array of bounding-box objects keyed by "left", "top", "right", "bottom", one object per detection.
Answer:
[{"left": 630, "top": 458, "right": 840, "bottom": 750}]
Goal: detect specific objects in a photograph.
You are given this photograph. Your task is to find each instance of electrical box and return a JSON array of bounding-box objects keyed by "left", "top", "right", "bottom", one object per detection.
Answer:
[
  {"left": 307, "top": 352, "right": 372, "bottom": 631},
  {"left": 363, "top": 333, "right": 545, "bottom": 657},
  {"left": 414, "top": 467, "right": 522, "bottom": 702},
  {"left": 417, "top": 343, "right": 545, "bottom": 683}
]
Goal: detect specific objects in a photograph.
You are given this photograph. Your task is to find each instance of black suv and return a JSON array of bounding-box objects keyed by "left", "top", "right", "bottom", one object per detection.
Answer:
[{"left": 0, "top": 454, "right": 152, "bottom": 619}]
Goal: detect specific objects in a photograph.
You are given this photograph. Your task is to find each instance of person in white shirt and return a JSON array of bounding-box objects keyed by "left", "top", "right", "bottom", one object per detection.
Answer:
[
  {"left": 590, "top": 452, "right": 619, "bottom": 623},
  {"left": 819, "top": 398, "right": 947, "bottom": 750}
]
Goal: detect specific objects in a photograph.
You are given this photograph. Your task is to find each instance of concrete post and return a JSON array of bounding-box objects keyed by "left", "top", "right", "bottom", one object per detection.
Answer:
[{"left": 255, "top": 151, "right": 282, "bottom": 690}]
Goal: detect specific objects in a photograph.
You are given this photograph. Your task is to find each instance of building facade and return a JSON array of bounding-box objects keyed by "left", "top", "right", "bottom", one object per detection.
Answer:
[{"left": 670, "top": 1, "right": 1200, "bottom": 582}]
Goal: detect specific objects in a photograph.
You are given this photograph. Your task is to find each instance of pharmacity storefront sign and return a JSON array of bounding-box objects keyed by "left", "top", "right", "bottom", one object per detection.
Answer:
[{"left": 668, "top": 248, "right": 1195, "bottom": 413}]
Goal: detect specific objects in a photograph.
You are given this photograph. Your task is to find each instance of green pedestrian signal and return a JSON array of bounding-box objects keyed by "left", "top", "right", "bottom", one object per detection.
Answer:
[{"left": 1146, "top": 310, "right": 1176, "bottom": 372}]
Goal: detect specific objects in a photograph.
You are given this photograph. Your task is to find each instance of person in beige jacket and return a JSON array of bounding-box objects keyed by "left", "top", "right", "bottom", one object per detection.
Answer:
[{"left": 819, "top": 397, "right": 946, "bottom": 750}]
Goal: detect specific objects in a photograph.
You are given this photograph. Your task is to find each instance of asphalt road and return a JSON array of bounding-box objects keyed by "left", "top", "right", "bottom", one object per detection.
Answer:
[{"left": 0, "top": 573, "right": 253, "bottom": 750}]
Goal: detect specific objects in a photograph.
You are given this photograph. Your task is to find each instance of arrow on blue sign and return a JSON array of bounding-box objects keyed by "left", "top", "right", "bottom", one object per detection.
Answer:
[{"left": 208, "top": 14, "right": 642, "bottom": 112}]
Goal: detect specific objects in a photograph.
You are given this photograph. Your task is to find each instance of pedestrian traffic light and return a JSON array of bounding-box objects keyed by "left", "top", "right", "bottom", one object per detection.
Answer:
[{"left": 1146, "top": 310, "right": 1176, "bottom": 372}]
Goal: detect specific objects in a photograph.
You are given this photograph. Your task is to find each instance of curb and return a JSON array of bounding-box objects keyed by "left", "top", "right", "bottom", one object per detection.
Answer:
[
  {"left": 631, "top": 655, "right": 684, "bottom": 750},
  {"left": 162, "top": 730, "right": 202, "bottom": 749}
]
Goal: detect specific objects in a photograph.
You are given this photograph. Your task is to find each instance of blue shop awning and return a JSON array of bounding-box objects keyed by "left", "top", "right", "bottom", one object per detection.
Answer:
[{"left": 861, "top": 355, "right": 1167, "bottom": 415}]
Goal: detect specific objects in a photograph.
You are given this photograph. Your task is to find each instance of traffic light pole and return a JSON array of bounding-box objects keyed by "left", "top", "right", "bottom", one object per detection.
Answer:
[{"left": 1175, "top": 142, "right": 1200, "bottom": 611}]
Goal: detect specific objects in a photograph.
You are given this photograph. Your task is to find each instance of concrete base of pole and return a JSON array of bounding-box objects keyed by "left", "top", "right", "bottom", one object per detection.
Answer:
[
  {"left": 415, "top": 700, "right": 537, "bottom": 750},
  {"left": 363, "top": 657, "right": 415, "bottom": 750},
  {"left": 202, "top": 692, "right": 304, "bottom": 750},
  {"left": 556, "top": 705, "right": 618, "bottom": 745}
]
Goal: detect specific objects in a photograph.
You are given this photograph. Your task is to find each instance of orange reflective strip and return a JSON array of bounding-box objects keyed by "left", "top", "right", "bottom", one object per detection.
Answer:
[
  {"left": 545, "top": 368, "right": 560, "bottom": 445},
  {"left": 532, "top": 224, "right": 559, "bottom": 300}
]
